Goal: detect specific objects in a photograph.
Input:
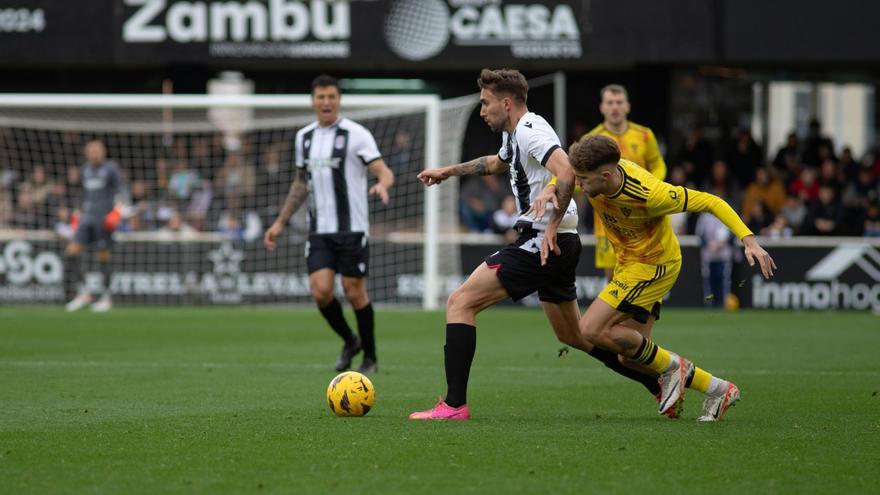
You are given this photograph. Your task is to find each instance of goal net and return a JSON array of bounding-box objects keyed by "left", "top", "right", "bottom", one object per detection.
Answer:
[
  {"left": 0, "top": 73, "right": 564, "bottom": 309},
  {"left": 0, "top": 94, "right": 452, "bottom": 308}
]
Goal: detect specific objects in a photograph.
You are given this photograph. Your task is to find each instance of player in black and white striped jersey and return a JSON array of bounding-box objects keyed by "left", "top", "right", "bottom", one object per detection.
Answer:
[
  {"left": 411, "top": 69, "right": 661, "bottom": 420},
  {"left": 264, "top": 75, "right": 394, "bottom": 374}
]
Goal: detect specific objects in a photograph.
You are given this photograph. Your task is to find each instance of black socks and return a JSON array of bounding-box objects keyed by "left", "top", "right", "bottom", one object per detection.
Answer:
[
  {"left": 444, "top": 323, "right": 477, "bottom": 408},
  {"left": 588, "top": 346, "right": 660, "bottom": 395},
  {"left": 354, "top": 303, "right": 375, "bottom": 361},
  {"left": 318, "top": 298, "right": 356, "bottom": 344}
]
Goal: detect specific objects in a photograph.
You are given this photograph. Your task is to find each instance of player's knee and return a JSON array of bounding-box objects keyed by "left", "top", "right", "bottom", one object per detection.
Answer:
[
  {"left": 311, "top": 286, "right": 334, "bottom": 306},
  {"left": 579, "top": 318, "right": 608, "bottom": 344},
  {"left": 342, "top": 283, "right": 366, "bottom": 306},
  {"left": 446, "top": 287, "right": 473, "bottom": 314}
]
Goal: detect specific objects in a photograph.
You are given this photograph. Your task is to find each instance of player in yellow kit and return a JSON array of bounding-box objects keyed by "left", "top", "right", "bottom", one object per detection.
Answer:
[
  {"left": 585, "top": 85, "right": 667, "bottom": 279},
  {"left": 539, "top": 135, "right": 776, "bottom": 421}
]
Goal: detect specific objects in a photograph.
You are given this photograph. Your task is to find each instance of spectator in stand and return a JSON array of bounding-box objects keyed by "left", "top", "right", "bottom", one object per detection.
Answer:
[
  {"left": 190, "top": 136, "right": 217, "bottom": 182},
  {"left": 678, "top": 125, "right": 715, "bottom": 187},
  {"left": 840, "top": 164, "right": 880, "bottom": 235},
  {"left": 704, "top": 160, "right": 741, "bottom": 210},
  {"left": 18, "top": 165, "right": 54, "bottom": 228},
  {"left": 842, "top": 165, "right": 879, "bottom": 209},
  {"left": 695, "top": 212, "right": 734, "bottom": 309},
  {"left": 64, "top": 164, "right": 82, "bottom": 209},
  {"left": 864, "top": 146, "right": 880, "bottom": 177},
  {"left": 801, "top": 118, "right": 835, "bottom": 168},
  {"left": 864, "top": 200, "right": 880, "bottom": 237},
  {"left": 725, "top": 128, "right": 763, "bottom": 188},
  {"left": 255, "top": 142, "right": 291, "bottom": 224},
  {"left": 772, "top": 132, "right": 801, "bottom": 182},
  {"left": 218, "top": 210, "right": 244, "bottom": 241},
  {"left": 0, "top": 167, "right": 15, "bottom": 227},
  {"left": 803, "top": 183, "right": 845, "bottom": 236},
  {"left": 127, "top": 179, "right": 157, "bottom": 231},
  {"left": 778, "top": 196, "right": 808, "bottom": 235},
  {"left": 168, "top": 158, "right": 200, "bottom": 209},
  {"left": 789, "top": 167, "right": 820, "bottom": 202},
  {"left": 741, "top": 167, "right": 786, "bottom": 227},
  {"left": 818, "top": 158, "right": 843, "bottom": 190},
  {"left": 215, "top": 150, "right": 256, "bottom": 215},
  {"left": 491, "top": 195, "right": 519, "bottom": 243},
  {"left": 158, "top": 210, "right": 198, "bottom": 240},
  {"left": 839, "top": 147, "right": 860, "bottom": 183},
  {"left": 763, "top": 214, "right": 793, "bottom": 238},
  {"left": 460, "top": 175, "right": 510, "bottom": 232}
]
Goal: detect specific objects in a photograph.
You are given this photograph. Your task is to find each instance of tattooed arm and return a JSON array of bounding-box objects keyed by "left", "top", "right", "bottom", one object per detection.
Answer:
[
  {"left": 538, "top": 148, "right": 576, "bottom": 265},
  {"left": 264, "top": 169, "right": 309, "bottom": 251},
  {"left": 417, "top": 155, "right": 506, "bottom": 186}
]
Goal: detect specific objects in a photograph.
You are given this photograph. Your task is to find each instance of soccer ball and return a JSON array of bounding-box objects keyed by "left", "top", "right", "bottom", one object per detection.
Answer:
[{"left": 326, "top": 371, "right": 375, "bottom": 417}]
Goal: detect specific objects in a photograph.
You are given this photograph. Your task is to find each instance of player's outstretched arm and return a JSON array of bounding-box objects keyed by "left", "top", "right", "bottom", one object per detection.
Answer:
[
  {"left": 680, "top": 188, "right": 777, "bottom": 278},
  {"left": 367, "top": 159, "right": 395, "bottom": 205},
  {"left": 417, "top": 154, "right": 505, "bottom": 187},
  {"left": 264, "top": 169, "right": 308, "bottom": 251}
]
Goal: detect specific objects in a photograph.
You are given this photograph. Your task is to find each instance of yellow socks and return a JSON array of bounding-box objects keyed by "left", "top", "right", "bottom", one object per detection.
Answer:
[{"left": 634, "top": 338, "right": 671, "bottom": 374}]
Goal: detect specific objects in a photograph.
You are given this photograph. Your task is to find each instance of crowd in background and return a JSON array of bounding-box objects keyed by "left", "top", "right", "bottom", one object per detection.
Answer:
[
  {"left": 0, "top": 124, "right": 421, "bottom": 240},
  {"left": 2, "top": 118, "right": 879, "bottom": 240},
  {"left": 461, "top": 118, "right": 880, "bottom": 238}
]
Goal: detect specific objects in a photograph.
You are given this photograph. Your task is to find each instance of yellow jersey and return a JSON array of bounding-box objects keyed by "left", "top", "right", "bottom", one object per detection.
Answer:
[
  {"left": 588, "top": 160, "right": 753, "bottom": 266},
  {"left": 585, "top": 121, "right": 666, "bottom": 180}
]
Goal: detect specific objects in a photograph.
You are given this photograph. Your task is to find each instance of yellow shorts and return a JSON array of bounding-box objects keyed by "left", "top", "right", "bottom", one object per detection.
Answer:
[
  {"left": 593, "top": 211, "right": 616, "bottom": 269},
  {"left": 597, "top": 259, "right": 682, "bottom": 323}
]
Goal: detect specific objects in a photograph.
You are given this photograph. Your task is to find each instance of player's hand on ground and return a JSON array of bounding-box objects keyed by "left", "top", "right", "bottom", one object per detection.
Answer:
[
  {"left": 417, "top": 168, "right": 447, "bottom": 187},
  {"left": 742, "top": 235, "right": 776, "bottom": 279},
  {"left": 539, "top": 227, "right": 561, "bottom": 266},
  {"left": 369, "top": 183, "right": 390, "bottom": 205},
  {"left": 526, "top": 183, "right": 558, "bottom": 221},
  {"left": 263, "top": 222, "right": 284, "bottom": 251}
]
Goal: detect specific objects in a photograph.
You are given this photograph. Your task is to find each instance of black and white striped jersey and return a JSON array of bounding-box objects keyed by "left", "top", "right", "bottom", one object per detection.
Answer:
[
  {"left": 294, "top": 118, "right": 382, "bottom": 235},
  {"left": 497, "top": 112, "right": 578, "bottom": 233}
]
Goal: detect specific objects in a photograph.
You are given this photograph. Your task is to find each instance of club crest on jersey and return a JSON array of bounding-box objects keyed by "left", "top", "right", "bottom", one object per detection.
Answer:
[
  {"left": 620, "top": 207, "right": 632, "bottom": 218},
  {"left": 335, "top": 135, "right": 346, "bottom": 149},
  {"left": 669, "top": 190, "right": 678, "bottom": 200}
]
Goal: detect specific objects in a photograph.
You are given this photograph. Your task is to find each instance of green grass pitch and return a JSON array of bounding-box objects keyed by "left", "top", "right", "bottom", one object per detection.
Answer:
[{"left": 1, "top": 307, "right": 878, "bottom": 494}]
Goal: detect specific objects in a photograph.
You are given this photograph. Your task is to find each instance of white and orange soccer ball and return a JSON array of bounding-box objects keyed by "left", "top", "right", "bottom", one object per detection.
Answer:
[{"left": 326, "top": 371, "right": 375, "bottom": 417}]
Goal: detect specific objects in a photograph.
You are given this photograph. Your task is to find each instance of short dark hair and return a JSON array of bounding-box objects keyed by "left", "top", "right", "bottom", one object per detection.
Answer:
[
  {"left": 600, "top": 84, "right": 628, "bottom": 100},
  {"left": 477, "top": 68, "right": 528, "bottom": 103},
  {"left": 570, "top": 135, "right": 621, "bottom": 172},
  {"left": 311, "top": 74, "right": 339, "bottom": 93}
]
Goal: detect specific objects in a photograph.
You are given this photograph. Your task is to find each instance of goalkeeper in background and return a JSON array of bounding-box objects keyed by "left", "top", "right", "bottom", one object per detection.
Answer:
[
  {"left": 585, "top": 84, "right": 667, "bottom": 280},
  {"left": 65, "top": 140, "right": 126, "bottom": 312}
]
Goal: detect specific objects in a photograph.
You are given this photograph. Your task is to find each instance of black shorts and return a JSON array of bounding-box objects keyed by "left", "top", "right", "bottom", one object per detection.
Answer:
[
  {"left": 73, "top": 222, "right": 114, "bottom": 250},
  {"left": 484, "top": 226, "right": 581, "bottom": 304},
  {"left": 306, "top": 233, "right": 369, "bottom": 277}
]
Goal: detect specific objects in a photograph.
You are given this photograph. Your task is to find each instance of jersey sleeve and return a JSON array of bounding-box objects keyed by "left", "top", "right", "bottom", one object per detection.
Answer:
[
  {"left": 294, "top": 131, "right": 305, "bottom": 169},
  {"left": 352, "top": 127, "right": 382, "bottom": 165},
  {"left": 647, "top": 181, "right": 753, "bottom": 240},
  {"left": 644, "top": 129, "right": 667, "bottom": 181},
  {"left": 497, "top": 131, "right": 512, "bottom": 163},
  {"left": 523, "top": 121, "right": 561, "bottom": 167}
]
